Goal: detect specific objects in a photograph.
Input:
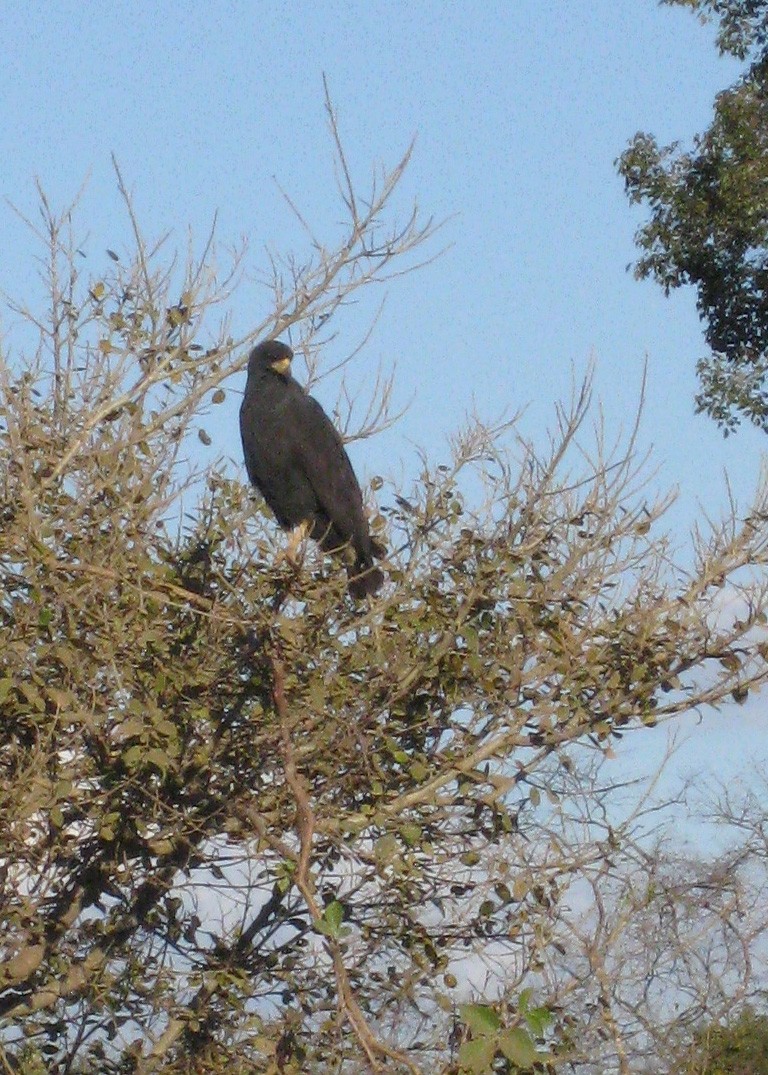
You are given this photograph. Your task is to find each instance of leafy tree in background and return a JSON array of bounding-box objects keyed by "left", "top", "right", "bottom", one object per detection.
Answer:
[
  {"left": 4, "top": 95, "right": 768, "bottom": 1074},
  {"left": 618, "top": 0, "right": 768, "bottom": 434},
  {"left": 675, "top": 1007, "right": 768, "bottom": 1074}
]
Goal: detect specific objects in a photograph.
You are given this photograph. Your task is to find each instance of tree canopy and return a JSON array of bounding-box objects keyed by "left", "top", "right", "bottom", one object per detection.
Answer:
[
  {"left": 4, "top": 100, "right": 768, "bottom": 1074},
  {"left": 677, "top": 1007, "right": 768, "bottom": 1074},
  {"left": 618, "top": 0, "right": 768, "bottom": 433}
]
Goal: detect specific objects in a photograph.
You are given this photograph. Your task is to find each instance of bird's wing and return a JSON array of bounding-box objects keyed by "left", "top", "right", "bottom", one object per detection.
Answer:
[{"left": 291, "top": 393, "right": 369, "bottom": 546}]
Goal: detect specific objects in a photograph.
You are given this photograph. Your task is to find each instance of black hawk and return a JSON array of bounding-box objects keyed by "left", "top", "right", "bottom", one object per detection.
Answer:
[{"left": 239, "top": 340, "right": 385, "bottom": 597}]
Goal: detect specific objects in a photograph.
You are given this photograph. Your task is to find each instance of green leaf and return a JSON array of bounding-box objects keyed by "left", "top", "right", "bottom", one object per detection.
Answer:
[
  {"left": 498, "top": 1027, "right": 539, "bottom": 1066},
  {"left": 494, "top": 882, "right": 512, "bottom": 904},
  {"left": 409, "top": 758, "right": 428, "bottom": 781},
  {"left": 46, "top": 686, "right": 70, "bottom": 710},
  {"left": 0, "top": 677, "right": 13, "bottom": 705},
  {"left": 400, "top": 822, "right": 421, "bottom": 846},
  {"left": 458, "top": 1036, "right": 496, "bottom": 1073},
  {"left": 99, "top": 812, "right": 121, "bottom": 841},
  {"left": 459, "top": 1003, "right": 501, "bottom": 1036},
  {"left": 322, "top": 900, "right": 344, "bottom": 938},
  {"left": 19, "top": 682, "right": 45, "bottom": 711},
  {"left": 145, "top": 747, "right": 169, "bottom": 773},
  {"left": 122, "top": 745, "right": 144, "bottom": 769},
  {"left": 120, "top": 717, "right": 146, "bottom": 738},
  {"left": 375, "top": 833, "right": 399, "bottom": 863},
  {"left": 524, "top": 1005, "right": 553, "bottom": 1037}
]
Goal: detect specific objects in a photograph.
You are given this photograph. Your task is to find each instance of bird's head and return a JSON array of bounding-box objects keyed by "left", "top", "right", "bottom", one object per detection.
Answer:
[{"left": 248, "top": 339, "right": 293, "bottom": 377}]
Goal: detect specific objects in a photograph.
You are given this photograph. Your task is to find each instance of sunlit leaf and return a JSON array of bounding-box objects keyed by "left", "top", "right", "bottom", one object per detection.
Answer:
[
  {"left": 498, "top": 1027, "right": 539, "bottom": 1066},
  {"left": 459, "top": 1003, "right": 501, "bottom": 1036}
]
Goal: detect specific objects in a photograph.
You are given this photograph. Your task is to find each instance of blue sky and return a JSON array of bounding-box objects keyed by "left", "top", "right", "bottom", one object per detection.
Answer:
[
  {"left": 2, "top": 2, "right": 765, "bottom": 778},
  {"left": 2, "top": 1, "right": 758, "bottom": 500}
]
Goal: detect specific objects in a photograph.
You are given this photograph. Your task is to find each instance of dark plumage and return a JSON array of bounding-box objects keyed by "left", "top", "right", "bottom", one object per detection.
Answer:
[{"left": 239, "top": 340, "right": 385, "bottom": 597}]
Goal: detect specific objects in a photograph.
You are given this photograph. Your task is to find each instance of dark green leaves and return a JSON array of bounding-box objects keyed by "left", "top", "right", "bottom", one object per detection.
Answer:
[{"left": 619, "top": 3, "right": 768, "bottom": 433}]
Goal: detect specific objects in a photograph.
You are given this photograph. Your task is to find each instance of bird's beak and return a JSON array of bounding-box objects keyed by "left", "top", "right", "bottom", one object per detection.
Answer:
[{"left": 270, "top": 358, "right": 292, "bottom": 375}]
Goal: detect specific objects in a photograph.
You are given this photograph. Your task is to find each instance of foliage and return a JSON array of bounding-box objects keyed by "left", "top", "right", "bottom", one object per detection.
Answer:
[
  {"left": 618, "top": 0, "right": 768, "bottom": 433},
  {"left": 457, "top": 995, "right": 552, "bottom": 1073},
  {"left": 662, "top": 0, "right": 768, "bottom": 61},
  {"left": 4, "top": 100, "right": 768, "bottom": 1075},
  {"left": 675, "top": 1007, "right": 768, "bottom": 1074}
]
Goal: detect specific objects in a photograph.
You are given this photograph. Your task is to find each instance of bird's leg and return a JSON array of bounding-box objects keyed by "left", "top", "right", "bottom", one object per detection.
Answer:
[{"left": 280, "top": 521, "right": 312, "bottom": 571}]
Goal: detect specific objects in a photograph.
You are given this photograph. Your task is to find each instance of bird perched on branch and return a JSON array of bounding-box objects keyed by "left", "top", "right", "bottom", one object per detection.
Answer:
[{"left": 239, "top": 339, "right": 385, "bottom": 598}]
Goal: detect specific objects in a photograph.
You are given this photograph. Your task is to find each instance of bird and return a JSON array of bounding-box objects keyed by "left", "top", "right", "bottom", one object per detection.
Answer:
[{"left": 239, "top": 339, "right": 385, "bottom": 598}]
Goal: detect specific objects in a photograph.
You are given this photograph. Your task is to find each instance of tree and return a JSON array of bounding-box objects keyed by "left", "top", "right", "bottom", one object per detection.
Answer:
[
  {"left": 530, "top": 761, "right": 768, "bottom": 1074},
  {"left": 4, "top": 96, "right": 768, "bottom": 1075},
  {"left": 675, "top": 1007, "right": 768, "bottom": 1074},
  {"left": 617, "top": 0, "right": 768, "bottom": 434}
]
